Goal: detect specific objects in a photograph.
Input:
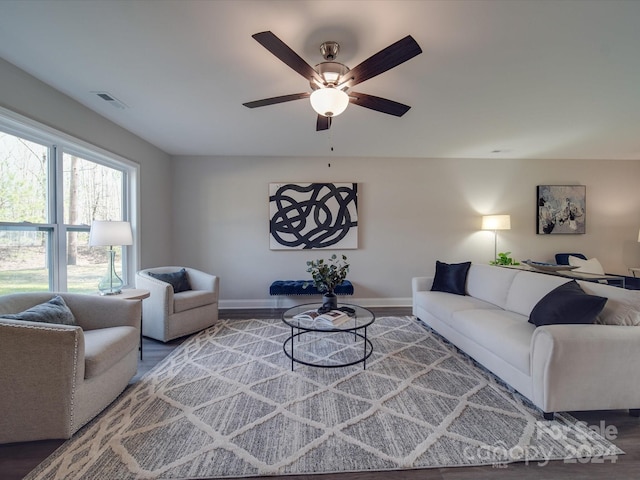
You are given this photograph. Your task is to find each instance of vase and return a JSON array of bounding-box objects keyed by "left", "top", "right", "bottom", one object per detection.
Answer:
[{"left": 322, "top": 292, "right": 338, "bottom": 310}]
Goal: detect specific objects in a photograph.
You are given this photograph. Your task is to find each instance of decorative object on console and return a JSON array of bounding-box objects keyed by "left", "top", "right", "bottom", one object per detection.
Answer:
[
  {"left": 481, "top": 214, "right": 511, "bottom": 263},
  {"left": 304, "top": 254, "right": 350, "bottom": 310},
  {"left": 522, "top": 260, "right": 577, "bottom": 272},
  {"left": 431, "top": 260, "right": 471, "bottom": 295},
  {"left": 269, "top": 183, "right": 358, "bottom": 250},
  {"left": 537, "top": 185, "right": 585, "bottom": 234},
  {"left": 89, "top": 220, "right": 133, "bottom": 295}
]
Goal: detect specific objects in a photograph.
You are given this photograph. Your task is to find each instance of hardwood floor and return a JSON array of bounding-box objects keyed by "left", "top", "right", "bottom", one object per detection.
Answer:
[{"left": 2, "top": 307, "right": 639, "bottom": 480}]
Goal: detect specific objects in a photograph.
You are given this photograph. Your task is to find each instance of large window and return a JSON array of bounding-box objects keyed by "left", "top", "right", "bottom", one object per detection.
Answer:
[{"left": 0, "top": 110, "right": 138, "bottom": 295}]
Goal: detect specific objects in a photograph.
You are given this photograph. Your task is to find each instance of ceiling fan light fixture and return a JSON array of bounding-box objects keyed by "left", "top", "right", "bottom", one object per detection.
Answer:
[{"left": 310, "top": 87, "right": 349, "bottom": 117}]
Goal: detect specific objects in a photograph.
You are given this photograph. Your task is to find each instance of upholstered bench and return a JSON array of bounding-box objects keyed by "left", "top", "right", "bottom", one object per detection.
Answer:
[{"left": 270, "top": 280, "right": 354, "bottom": 296}]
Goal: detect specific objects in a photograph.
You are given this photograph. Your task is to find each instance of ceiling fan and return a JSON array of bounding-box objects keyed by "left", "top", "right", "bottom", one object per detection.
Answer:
[{"left": 243, "top": 31, "right": 422, "bottom": 131}]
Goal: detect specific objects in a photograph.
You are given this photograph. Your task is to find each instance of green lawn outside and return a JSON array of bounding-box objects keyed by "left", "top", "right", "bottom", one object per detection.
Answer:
[{"left": 0, "top": 265, "right": 110, "bottom": 295}]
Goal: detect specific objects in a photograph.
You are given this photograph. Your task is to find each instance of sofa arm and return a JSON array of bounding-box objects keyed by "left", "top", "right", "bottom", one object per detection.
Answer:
[
  {"left": 412, "top": 276, "right": 434, "bottom": 293},
  {"left": 531, "top": 324, "right": 640, "bottom": 413},
  {"left": 0, "top": 319, "right": 84, "bottom": 443}
]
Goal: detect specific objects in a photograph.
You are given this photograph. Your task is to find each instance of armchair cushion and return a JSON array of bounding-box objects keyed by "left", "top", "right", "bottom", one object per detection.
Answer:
[
  {"left": 148, "top": 268, "right": 191, "bottom": 293},
  {"left": 0, "top": 295, "right": 77, "bottom": 326},
  {"left": 174, "top": 290, "right": 218, "bottom": 313}
]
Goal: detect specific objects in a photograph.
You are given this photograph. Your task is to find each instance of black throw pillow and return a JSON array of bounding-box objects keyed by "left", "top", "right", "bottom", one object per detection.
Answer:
[
  {"left": 528, "top": 280, "right": 607, "bottom": 327},
  {"left": 148, "top": 268, "right": 192, "bottom": 293},
  {"left": 431, "top": 261, "right": 471, "bottom": 296}
]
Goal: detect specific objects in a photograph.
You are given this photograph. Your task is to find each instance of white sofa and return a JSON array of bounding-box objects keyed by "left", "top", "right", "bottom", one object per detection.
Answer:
[
  {"left": 412, "top": 264, "right": 640, "bottom": 419},
  {"left": 0, "top": 292, "right": 140, "bottom": 443}
]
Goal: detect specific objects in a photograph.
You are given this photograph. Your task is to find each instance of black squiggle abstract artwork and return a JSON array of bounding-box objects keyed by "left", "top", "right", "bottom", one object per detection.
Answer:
[{"left": 269, "top": 183, "right": 358, "bottom": 249}]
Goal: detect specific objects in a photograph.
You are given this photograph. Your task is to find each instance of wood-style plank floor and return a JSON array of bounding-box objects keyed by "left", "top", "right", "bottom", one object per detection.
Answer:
[{"left": 1, "top": 307, "right": 639, "bottom": 480}]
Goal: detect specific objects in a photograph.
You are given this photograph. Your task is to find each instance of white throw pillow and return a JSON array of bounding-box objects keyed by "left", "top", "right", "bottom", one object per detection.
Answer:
[{"left": 569, "top": 256, "right": 605, "bottom": 275}]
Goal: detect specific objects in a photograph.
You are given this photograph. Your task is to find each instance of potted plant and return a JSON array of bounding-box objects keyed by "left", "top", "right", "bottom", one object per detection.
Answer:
[
  {"left": 304, "top": 254, "right": 349, "bottom": 310},
  {"left": 490, "top": 252, "right": 520, "bottom": 266}
]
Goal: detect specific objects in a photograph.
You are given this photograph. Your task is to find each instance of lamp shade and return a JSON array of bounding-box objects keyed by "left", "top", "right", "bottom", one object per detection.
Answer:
[
  {"left": 89, "top": 220, "right": 133, "bottom": 247},
  {"left": 482, "top": 215, "right": 511, "bottom": 231},
  {"left": 310, "top": 87, "right": 349, "bottom": 117}
]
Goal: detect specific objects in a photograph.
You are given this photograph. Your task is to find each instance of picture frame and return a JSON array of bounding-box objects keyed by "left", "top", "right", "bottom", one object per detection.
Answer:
[
  {"left": 269, "top": 182, "right": 358, "bottom": 250},
  {"left": 536, "top": 185, "right": 586, "bottom": 234}
]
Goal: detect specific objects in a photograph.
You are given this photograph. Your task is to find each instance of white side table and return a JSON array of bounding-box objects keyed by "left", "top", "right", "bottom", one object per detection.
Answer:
[
  {"left": 629, "top": 268, "right": 640, "bottom": 278},
  {"left": 99, "top": 288, "right": 150, "bottom": 359}
]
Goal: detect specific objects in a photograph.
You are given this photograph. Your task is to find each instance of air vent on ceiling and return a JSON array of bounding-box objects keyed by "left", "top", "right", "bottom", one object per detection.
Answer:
[{"left": 92, "top": 91, "right": 129, "bottom": 109}]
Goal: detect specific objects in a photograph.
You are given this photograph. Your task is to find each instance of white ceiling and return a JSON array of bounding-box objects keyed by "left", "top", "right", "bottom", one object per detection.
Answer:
[{"left": 0, "top": 0, "right": 639, "bottom": 160}]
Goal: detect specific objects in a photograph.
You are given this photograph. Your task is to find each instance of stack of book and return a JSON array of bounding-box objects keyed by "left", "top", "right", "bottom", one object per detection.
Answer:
[{"left": 293, "top": 309, "right": 350, "bottom": 327}]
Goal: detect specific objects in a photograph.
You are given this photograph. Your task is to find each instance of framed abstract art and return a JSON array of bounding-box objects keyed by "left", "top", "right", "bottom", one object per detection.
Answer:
[
  {"left": 269, "top": 182, "right": 358, "bottom": 249},
  {"left": 537, "top": 185, "right": 586, "bottom": 234}
]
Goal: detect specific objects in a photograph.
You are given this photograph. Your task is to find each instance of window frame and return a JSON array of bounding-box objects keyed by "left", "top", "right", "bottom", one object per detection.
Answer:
[{"left": 0, "top": 106, "right": 140, "bottom": 292}]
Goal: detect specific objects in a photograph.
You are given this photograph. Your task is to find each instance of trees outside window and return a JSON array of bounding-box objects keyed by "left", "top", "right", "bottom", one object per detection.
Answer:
[{"left": 0, "top": 123, "right": 135, "bottom": 295}]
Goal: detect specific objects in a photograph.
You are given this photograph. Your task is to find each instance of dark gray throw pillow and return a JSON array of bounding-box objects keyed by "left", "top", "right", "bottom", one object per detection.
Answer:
[
  {"left": 528, "top": 280, "right": 607, "bottom": 327},
  {"left": 431, "top": 261, "right": 471, "bottom": 296},
  {"left": 1, "top": 295, "right": 77, "bottom": 326},
  {"left": 148, "top": 268, "right": 192, "bottom": 293}
]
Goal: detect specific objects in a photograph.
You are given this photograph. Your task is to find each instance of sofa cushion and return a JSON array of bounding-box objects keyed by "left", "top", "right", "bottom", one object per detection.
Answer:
[
  {"left": 0, "top": 295, "right": 77, "bottom": 326},
  {"left": 466, "top": 264, "right": 520, "bottom": 309},
  {"left": 431, "top": 261, "right": 471, "bottom": 295},
  {"left": 174, "top": 290, "right": 218, "bottom": 313},
  {"left": 528, "top": 280, "right": 607, "bottom": 327},
  {"left": 450, "top": 308, "right": 534, "bottom": 375},
  {"left": 578, "top": 281, "right": 640, "bottom": 326},
  {"left": 505, "top": 271, "right": 570, "bottom": 317},
  {"left": 83, "top": 326, "right": 139, "bottom": 378},
  {"left": 148, "top": 268, "right": 191, "bottom": 293},
  {"left": 415, "top": 290, "right": 499, "bottom": 324}
]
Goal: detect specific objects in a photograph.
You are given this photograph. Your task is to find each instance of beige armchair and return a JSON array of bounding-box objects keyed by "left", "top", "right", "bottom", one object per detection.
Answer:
[
  {"left": 136, "top": 266, "right": 219, "bottom": 342},
  {"left": 0, "top": 292, "right": 140, "bottom": 443}
]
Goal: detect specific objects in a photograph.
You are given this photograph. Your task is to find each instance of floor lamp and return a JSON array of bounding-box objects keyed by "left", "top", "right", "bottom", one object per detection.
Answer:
[
  {"left": 482, "top": 215, "right": 511, "bottom": 262},
  {"left": 89, "top": 220, "right": 133, "bottom": 295}
]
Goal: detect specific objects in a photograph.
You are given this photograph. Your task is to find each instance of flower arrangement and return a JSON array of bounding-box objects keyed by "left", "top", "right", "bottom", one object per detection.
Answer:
[{"left": 304, "top": 254, "right": 349, "bottom": 293}]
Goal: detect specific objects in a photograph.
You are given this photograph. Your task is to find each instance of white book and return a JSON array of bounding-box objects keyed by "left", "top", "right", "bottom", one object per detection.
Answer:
[{"left": 293, "top": 309, "right": 350, "bottom": 327}]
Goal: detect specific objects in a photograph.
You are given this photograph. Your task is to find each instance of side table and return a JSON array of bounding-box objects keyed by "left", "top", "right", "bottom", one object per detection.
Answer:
[
  {"left": 99, "top": 288, "right": 150, "bottom": 359},
  {"left": 629, "top": 267, "right": 640, "bottom": 278}
]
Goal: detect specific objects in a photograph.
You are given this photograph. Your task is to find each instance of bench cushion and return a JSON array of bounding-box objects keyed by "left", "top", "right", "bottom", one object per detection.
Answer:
[{"left": 270, "top": 280, "right": 354, "bottom": 296}]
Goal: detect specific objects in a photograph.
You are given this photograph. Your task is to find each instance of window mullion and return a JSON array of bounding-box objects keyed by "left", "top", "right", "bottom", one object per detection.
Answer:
[{"left": 53, "top": 144, "right": 67, "bottom": 291}]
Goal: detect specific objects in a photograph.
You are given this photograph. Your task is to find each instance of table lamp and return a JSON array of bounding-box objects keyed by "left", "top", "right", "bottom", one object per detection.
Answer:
[
  {"left": 89, "top": 220, "right": 133, "bottom": 295},
  {"left": 482, "top": 214, "right": 511, "bottom": 262}
]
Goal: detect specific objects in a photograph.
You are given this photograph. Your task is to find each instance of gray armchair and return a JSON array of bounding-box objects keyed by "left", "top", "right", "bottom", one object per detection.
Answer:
[
  {"left": 0, "top": 292, "right": 140, "bottom": 443},
  {"left": 136, "top": 266, "right": 219, "bottom": 342}
]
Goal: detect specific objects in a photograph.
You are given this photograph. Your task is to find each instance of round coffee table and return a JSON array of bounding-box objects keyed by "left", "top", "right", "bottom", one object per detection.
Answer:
[{"left": 282, "top": 303, "right": 375, "bottom": 370}]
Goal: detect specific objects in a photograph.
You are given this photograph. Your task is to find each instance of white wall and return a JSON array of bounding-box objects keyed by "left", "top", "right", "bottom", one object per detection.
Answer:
[
  {"left": 171, "top": 155, "right": 640, "bottom": 308},
  {"left": 0, "top": 58, "right": 173, "bottom": 269}
]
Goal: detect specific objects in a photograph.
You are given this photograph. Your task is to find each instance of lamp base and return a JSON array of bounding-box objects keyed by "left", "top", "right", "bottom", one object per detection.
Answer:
[
  {"left": 99, "top": 289, "right": 122, "bottom": 296},
  {"left": 98, "top": 248, "right": 124, "bottom": 296}
]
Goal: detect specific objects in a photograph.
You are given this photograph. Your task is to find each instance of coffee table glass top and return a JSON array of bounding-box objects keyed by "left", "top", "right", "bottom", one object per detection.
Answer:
[{"left": 282, "top": 303, "right": 375, "bottom": 331}]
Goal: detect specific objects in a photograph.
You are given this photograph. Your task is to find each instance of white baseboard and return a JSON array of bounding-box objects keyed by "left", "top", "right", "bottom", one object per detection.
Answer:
[{"left": 219, "top": 297, "right": 412, "bottom": 310}]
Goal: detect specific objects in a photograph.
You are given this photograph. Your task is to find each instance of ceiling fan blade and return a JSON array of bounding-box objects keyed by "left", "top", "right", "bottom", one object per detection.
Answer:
[
  {"left": 344, "top": 35, "right": 422, "bottom": 88},
  {"left": 243, "top": 92, "right": 310, "bottom": 109},
  {"left": 316, "top": 115, "right": 332, "bottom": 131},
  {"left": 252, "top": 31, "right": 323, "bottom": 84},
  {"left": 349, "top": 92, "right": 411, "bottom": 117}
]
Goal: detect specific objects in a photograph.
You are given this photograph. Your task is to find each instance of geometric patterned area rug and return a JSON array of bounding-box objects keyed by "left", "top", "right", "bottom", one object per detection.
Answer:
[{"left": 26, "top": 316, "right": 623, "bottom": 479}]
